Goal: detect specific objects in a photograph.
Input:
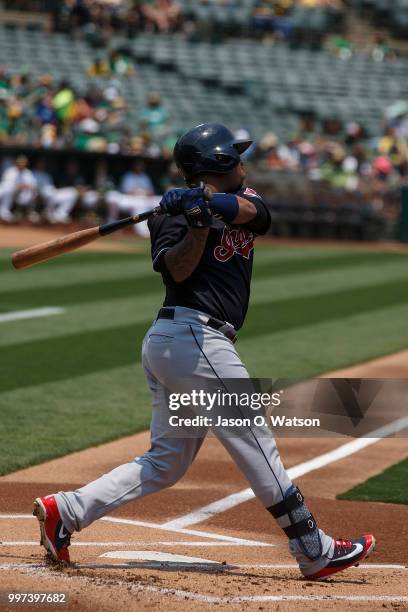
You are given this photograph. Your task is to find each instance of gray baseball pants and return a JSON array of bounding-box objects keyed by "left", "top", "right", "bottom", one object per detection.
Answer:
[{"left": 55, "top": 307, "right": 333, "bottom": 571}]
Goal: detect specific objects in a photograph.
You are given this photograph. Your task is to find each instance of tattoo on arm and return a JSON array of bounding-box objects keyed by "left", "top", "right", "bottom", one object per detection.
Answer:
[{"left": 164, "top": 228, "right": 209, "bottom": 282}]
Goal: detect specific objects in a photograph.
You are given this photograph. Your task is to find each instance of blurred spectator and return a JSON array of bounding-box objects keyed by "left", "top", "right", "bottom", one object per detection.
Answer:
[
  {"left": 36, "top": 92, "right": 58, "bottom": 127},
  {"left": 87, "top": 49, "right": 135, "bottom": 78},
  {"left": 56, "top": 159, "right": 99, "bottom": 219},
  {"left": 141, "top": 0, "right": 182, "bottom": 33},
  {"left": 319, "top": 144, "right": 359, "bottom": 191},
  {"left": 0, "top": 155, "right": 37, "bottom": 222},
  {"left": 139, "top": 93, "right": 170, "bottom": 138},
  {"left": 32, "top": 158, "right": 79, "bottom": 223},
  {"left": 106, "top": 160, "right": 157, "bottom": 236},
  {"left": 252, "top": 1, "right": 294, "bottom": 39},
  {"left": 371, "top": 34, "right": 397, "bottom": 63},
  {"left": 256, "top": 132, "right": 297, "bottom": 170},
  {"left": 329, "top": 35, "right": 353, "bottom": 60},
  {"left": 107, "top": 49, "right": 135, "bottom": 76},
  {"left": 160, "top": 161, "right": 185, "bottom": 192},
  {"left": 119, "top": 160, "right": 154, "bottom": 195},
  {"left": 0, "top": 68, "right": 136, "bottom": 153},
  {"left": 52, "top": 81, "right": 75, "bottom": 124},
  {"left": 87, "top": 54, "right": 111, "bottom": 78},
  {"left": 49, "top": 0, "right": 183, "bottom": 36}
]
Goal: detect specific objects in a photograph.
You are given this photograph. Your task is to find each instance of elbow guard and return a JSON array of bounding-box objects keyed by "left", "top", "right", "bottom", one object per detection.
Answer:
[{"left": 208, "top": 193, "right": 239, "bottom": 224}]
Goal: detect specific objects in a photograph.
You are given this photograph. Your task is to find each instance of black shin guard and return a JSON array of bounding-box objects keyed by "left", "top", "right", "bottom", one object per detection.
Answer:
[{"left": 267, "top": 485, "right": 322, "bottom": 561}]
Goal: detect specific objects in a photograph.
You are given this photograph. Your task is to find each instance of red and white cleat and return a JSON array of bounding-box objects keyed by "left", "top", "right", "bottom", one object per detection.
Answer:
[
  {"left": 305, "top": 534, "right": 376, "bottom": 581},
  {"left": 33, "top": 496, "right": 71, "bottom": 563}
]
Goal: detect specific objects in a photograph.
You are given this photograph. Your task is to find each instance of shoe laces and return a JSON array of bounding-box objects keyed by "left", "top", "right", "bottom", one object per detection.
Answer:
[{"left": 335, "top": 538, "right": 352, "bottom": 553}]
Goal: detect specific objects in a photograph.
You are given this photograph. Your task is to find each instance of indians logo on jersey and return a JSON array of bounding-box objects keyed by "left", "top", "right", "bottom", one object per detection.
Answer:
[
  {"left": 243, "top": 187, "right": 261, "bottom": 199},
  {"left": 214, "top": 226, "right": 255, "bottom": 262}
]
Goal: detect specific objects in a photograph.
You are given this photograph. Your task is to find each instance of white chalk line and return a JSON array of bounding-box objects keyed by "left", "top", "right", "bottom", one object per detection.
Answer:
[
  {"left": 1, "top": 417, "right": 406, "bottom": 560},
  {"left": 0, "top": 564, "right": 46, "bottom": 570},
  {"left": 95, "top": 560, "right": 408, "bottom": 572},
  {"left": 137, "top": 592, "right": 408, "bottom": 604},
  {"left": 0, "top": 514, "right": 33, "bottom": 518},
  {"left": 0, "top": 561, "right": 406, "bottom": 573},
  {"left": 3, "top": 415, "right": 408, "bottom": 548},
  {"left": 0, "top": 307, "right": 65, "bottom": 323},
  {"left": 0, "top": 563, "right": 407, "bottom": 604},
  {"left": 0, "top": 543, "right": 405, "bottom": 570},
  {"left": 0, "top": 540, "right": 261, "bottom": 548},
  {"left": 1, "top": 560, "right": 404, "bottom": 570},
  {"left": 100, "top": 515, "right": 272, "bottom": 546},
  {"left": 237, "top": 563, "right": 408, "bottom": 570},
  {"left": 0, "top": 513, "right": 272, "bottom": 547},
  {"left": 163, "top": 416, "right": 408, "bottom": 529}
]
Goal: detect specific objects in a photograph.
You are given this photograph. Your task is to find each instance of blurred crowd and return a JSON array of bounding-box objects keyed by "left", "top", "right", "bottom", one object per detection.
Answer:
[
  {"left": 1, "top": 0, "right": 406, "bottom": 229},
  {"left": 9, "top": 0, "right": 344, "bottom": 37},
  {"left": 53, "top": 0, "right": 183, "bottom": 36},
  {"left": 252, "top": 0, "right": 343, "bottom": 24},
  {"left": 0, "top": 154, "right": 161, "bottom": 236},
  {"left": 0, "top": 68, "right": 176, "bottom": 156},
  {"left": 256, "top": 111, "right": 408, "bottom": 176},
  {"left": 5, "top": 0, "right": 402, "bottom": 62},
  {"left": 255, "top": 108, "right": 408, "bottom": 214},
  {"left": 0, "top": 53, "right": 406, "bottom": 227},
  {"left": 2, "top": 60, "right": 406, "bottom": 160},
  {"left": 0, "top": 101, "right": 406, "bottom": 227}
]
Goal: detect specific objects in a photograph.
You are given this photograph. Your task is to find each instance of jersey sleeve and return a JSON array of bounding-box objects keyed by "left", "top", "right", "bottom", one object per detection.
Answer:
[
  {"left": 238, "top": 187, "right": 271, "bottom": 236},
  {"left": 148, "top": 214, "right": 188, "bottom": 274}
]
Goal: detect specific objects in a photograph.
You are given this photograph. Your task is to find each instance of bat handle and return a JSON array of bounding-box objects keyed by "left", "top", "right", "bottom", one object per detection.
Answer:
[
  {"left": 99, "top": 206, "right": 162, "bottom": 236},
  {"left": 98, "top": 186, "right": 211, "bottom": 238},
  {"left": 200, "top": 182, "right": 213, "bottom": 203}
]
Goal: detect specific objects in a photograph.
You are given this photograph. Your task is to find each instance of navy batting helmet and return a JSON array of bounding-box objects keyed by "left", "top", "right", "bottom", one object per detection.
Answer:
[{"left": 174, "top": 123, "right": 252, "bottom": 180}]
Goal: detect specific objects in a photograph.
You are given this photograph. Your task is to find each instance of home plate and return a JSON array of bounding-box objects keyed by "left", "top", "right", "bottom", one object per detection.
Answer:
[{"left": 100, "top": 550, "right": 221, "bottom": 565}]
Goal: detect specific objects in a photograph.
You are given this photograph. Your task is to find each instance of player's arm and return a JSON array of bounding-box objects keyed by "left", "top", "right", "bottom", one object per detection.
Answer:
[
  {"left": 152, "top": 189, "right": 211, "bottom": 283},
  {"left": 164, "top": 228, "right": 209, "bottom": 283},
  {"left": 234, "top": 196, "right": 257, "bottom": 223},
  {"left": 209, "top": 192, "right": 271, "bottom": 234}
]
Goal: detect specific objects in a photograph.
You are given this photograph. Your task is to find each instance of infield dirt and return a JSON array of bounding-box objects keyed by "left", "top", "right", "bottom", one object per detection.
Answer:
[
  {"left": 1, "top": 226, "right": 407, "bottom": 609},
  {"left": 1, "top": 412, "right": 407, "bottom": 609}
]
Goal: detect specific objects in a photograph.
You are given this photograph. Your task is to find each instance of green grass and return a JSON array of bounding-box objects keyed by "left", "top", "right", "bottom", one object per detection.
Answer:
[
  {"left": 337, "top": 458, "right": 408, "bottom": 505},
  {"left": 1, "top": 242, "right": 408, "bottom": 474},
  {"left": 0, "top": 365, "right": 151, "bottom": 474}
]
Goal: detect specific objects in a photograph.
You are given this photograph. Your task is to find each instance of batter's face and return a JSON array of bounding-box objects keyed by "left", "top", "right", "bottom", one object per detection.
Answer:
[
  {"left": 234, "top": 161, "right": 246, "bottom": 185},
  {"left": 223, "top": 161, "right": 246, "bottom": 191},
  {"left": 182, "top": 160, "right": 246, "bottom": 192}
]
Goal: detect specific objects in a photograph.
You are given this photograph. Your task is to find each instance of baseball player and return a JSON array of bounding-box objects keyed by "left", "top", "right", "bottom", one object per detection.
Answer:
[
  {"left": 0, "top": 156, "right": 37, "bottom": 222},
  {"left": 34, "top": 123, "right": 375, "bottom": 580}
]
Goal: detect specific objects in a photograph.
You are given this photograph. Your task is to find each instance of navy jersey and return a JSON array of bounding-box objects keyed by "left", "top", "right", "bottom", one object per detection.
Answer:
[{"left": 148, "top": 187, "right": 270, "bottom": 330}]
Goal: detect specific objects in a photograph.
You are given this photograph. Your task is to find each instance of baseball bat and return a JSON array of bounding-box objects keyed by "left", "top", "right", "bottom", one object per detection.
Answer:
[{"left": 11, "top": 206, "right": 162, "bottom": 270}]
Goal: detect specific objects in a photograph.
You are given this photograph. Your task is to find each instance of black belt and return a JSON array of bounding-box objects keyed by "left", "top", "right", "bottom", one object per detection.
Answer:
[{"left": 157, "top": 307, "right": 238, "bottom": 344}]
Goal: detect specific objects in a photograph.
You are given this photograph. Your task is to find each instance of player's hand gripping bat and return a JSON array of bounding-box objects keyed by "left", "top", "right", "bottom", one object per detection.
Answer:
[{"left": 11, "top": 184, "right": 212, "bottom": 270}]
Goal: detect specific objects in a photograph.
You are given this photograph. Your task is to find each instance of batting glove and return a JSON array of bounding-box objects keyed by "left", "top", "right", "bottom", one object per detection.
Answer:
[
  {"left": 160, "top": 186, "right": 209, "bottom": 217},
  {"left": 183, "top": 198, "right": 212, "bottom": 228},
  {"left": 159, "top": 188, "right": 188, "bottom": 216}
]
